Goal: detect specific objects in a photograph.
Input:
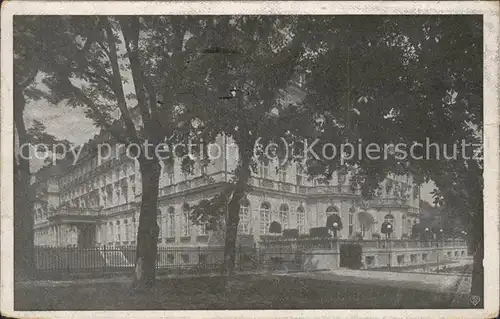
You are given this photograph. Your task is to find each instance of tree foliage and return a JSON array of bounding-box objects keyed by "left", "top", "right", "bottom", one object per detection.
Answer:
[
  {"left": 15, "top": 15, "right": 219, "bottom": 288},
  {"left": 16, "top": 15, "right": 484, "bottom": 298},
  {"left": 183, "top": 16, "right": 311, "bottom": 275},
  {"left": 291, "top": 15, "right": 483, "bottom": 299}
]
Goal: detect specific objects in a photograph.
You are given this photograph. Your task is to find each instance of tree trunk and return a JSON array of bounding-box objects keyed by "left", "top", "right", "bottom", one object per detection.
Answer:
[
  {"left": 223, "top": 144, "right": 253, "bottom": 276},
  {"left": 224, "top": 188, "right": 244, "bottom": 275},
  {"left": 469, "top": 211, "right": 483, "bottom": 307},
  {"left": 14, "top": 157, "right": 35, "bottom": 281},
  {"left": 14, "top": 84, "right": 34, "bottom": 281},
  {"left": 132, "top": 157, "right": 161, "bottom": 289}
]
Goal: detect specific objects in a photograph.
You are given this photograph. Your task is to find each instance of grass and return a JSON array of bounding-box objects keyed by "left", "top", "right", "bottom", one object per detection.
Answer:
[{"left": 15, "top": 274, "right": 467, "bottom": 310}]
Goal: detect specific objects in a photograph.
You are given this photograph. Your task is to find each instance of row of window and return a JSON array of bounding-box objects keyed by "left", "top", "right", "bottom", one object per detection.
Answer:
[
  {"left": 61, "top": 172, "right": 135, "bottom": 203},
  {"left": 257, "top": 202, "right": 306, "bottom": 234},
  {"left": 59, "top": 149, "right": 129, "bottom": 188},
  {"left": 99, "top": 201, "right": 309, "bottom": 243},
  {"left": 103, "top": 218, "right": 138, "bottom": 243}
]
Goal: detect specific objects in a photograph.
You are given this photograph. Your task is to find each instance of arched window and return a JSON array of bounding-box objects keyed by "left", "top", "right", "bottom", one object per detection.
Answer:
[
  {"left": 124, "top": 219, "right": 129, "bottom": 241},
  {"left": 238, "top": 198, "right": 251, "bottom": 234},
  {"left": 182, "top": 203, "right": 191, "bottom": 237},
  {"left": 260, "top": 202, "right": 271, "bottom": 235},
  {"left": 279, "top": 204, "right": 289, "bottom": 229},
  {"left": 326, "top": 205, "right": 339, "bottom": 215},
  {"left": 167, "top": 207, "right": 175, "bottom": 238},
  {"left": 132, "top": 217, "right": 137, "bottom": 242},
  {"left": 297, "top": 206, "right": 305, "bottom": 233},
  {"left": 358, "top": 211, "right": 374, "bottom": 236},
  {"left": 348, "top": 206, "right": 355, "bottom": 236},
  {"left": 116, "top": 220, "right": 121, "bottom": 243}
]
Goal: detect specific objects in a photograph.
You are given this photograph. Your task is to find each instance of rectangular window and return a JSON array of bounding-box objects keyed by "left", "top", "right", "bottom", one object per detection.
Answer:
[
  {"left": 280, "top": 210, "right": 289, "bottom": 230},
  {"left": 199, "top": 254, "right": 208, "bottom": 265},
  {"left": 182, "top": 212, "right": 190, "bottom": 237},
  {"left": 348, "top": 208, "right": 354, "bottom": 236},
  {"left": 198, "top": 224, "right": 208, "bottom": 236},
  {"left": 181, "top": 254, "right": 190, "bottom": 264},
  {"left": 297, "top": 211, "right": 305, "bottom": 233},
  {"left": 124, "top": 221, "right": 129, "bottom": 241},
  {"left": 130, "top": 175, "right": 136, "bottom": 194},
  {"left": 238, "top": 205, "right": 250, "bottom": 235},
  {"left": 132, "top": 218, "right": 138, "bottom": 240},
  {"left": 108, "top": 222, "right": 113, "bottom": 243},
  {"left": 295, "top": 169, "right": 304, "bottom": 185},
  {"left": 260, "top": 163, "right": 269, "bottom": 179},
  {"left": 366, "top": 256, "right": 375, "bottom": 266},
  {"left": 157, "top": 216, "right": 162, "bottom": 242},
  {"left": 168, "top": 172, "right": 175, "bottom": 185},
  {"left": 167, "top": 211, "right": 175, "bottom": 237},
  {"left": 260, "top": 209, "right": 270, "bottom": 235},
  {"left": 278, "top": 167, "right": 287, "bottom": 183}
]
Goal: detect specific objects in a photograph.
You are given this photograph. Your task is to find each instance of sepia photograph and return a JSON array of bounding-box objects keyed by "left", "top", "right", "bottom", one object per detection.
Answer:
[{"left": 1, "top": 1, "right": 499, "bottom": 318}]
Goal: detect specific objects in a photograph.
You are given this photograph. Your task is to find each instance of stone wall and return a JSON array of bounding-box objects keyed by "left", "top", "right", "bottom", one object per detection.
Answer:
[{"left": 260, "top": 239, "right": 468, "bottom": 271}]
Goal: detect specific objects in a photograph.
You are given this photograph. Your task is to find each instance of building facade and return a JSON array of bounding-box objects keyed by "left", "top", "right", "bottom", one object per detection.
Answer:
[
  {"left": 33, "top": 132, "right": 421, "bottom": 248},
  {"left": 32, "top": 77, "right": 420, "bottom": 248}
]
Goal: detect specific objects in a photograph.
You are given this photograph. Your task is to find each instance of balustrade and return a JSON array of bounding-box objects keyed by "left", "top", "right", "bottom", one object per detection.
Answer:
[{"left": 260, "top": 238, "right": 467, "bottom": 251}]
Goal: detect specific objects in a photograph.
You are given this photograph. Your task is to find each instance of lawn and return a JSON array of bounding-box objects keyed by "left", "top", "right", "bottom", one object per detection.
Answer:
[{"left": 15, "top": 274, "right": 465, "bottom": 310}]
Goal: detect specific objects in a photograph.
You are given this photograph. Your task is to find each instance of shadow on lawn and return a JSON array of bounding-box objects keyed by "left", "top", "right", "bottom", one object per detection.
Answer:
[{"left": 14, "top": 274, "right": 468, "bottom": 310}]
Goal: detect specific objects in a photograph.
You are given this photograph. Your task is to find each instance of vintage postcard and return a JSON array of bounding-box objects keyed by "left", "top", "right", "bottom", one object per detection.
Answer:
[{"left": 1, "top": 1, "right": 499, "bottom": 318}]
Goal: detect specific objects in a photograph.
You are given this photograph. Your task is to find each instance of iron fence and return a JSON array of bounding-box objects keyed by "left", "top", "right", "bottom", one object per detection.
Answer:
[
  {"left": 33, "top": 245, "right": 315, "bottom": 278},
  {"left": 32, "top": 239, "right": 468, "bottom": 279}
]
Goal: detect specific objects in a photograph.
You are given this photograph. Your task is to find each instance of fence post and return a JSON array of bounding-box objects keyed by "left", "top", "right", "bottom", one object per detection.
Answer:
[
  {"left": 66, "top": 246, "right": 71, "bottom": 275},
  {"left": 254, "top": 242, "right": 259, "bottom": 270},
  {"left": 436, "top": 240, "right": 440, "bottom": 273},
  {"left": 238, "top": 244, "right": 242, "bottom": 271},
  {"left": 198, "top": 246, "right": 201, "bottom": 272},
  {"left": 103, "top": 244, "right": 107, "bottom": 272},
  {"left": 388, "top": 240, "right": 392, "bottom": 271}
]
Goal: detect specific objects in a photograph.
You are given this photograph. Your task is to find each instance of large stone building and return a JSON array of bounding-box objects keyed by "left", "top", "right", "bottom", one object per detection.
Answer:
[
  {"left": 32, "top": 78, "right": 421, "bottom": 248},
  {"left": 32, "top": 134, "right": 421, "bottom": 248}
]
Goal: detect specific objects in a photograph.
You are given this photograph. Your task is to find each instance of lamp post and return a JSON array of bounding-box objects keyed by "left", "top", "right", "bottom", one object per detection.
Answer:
[
  {"left": 436, "top": 228, "right": 443, "bottom": 273},
  {"left": 381, "top": 221, "right": 393, "bottom": 270},
  {"left": 387, "top": 223, "right": 392, "bottom": 270}
]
